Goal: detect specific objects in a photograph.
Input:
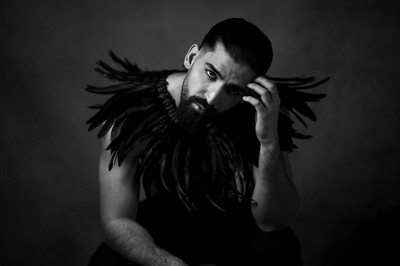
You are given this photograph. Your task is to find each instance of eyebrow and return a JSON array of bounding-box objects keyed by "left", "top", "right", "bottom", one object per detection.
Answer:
[
  {"left": 205, "top": 63, "right": 224, "bottom": 79},
  {"left": 205, "top": 62, "right": 247, "bottom": 93}
]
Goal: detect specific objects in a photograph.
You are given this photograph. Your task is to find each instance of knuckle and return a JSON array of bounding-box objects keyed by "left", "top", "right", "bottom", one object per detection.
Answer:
[{"left": 254, "top": 100, "right": 262, "bottom": 106}]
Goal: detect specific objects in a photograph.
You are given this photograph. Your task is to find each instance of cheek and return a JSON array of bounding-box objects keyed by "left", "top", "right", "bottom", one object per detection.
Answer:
[{"left": 187, "top": 70, "right": 206, "bottom": 96}]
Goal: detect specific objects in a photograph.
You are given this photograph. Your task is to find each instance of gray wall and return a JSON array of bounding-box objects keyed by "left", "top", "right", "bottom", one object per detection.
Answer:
[{"left": 1, "top": 0, "right": 399, "bottom": 265}]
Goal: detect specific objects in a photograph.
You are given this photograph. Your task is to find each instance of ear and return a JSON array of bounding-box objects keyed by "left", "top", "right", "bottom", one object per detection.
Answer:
[{"left": 183, "top": 44, "right": 200, "bottom": 70}]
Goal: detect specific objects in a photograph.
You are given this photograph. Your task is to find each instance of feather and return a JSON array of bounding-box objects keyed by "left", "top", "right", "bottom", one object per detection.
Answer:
[
  {"left": 184, "top": 141, "right": 192, "bottom": 194},
  {"left": 87, "top": 101, "right": 155, "bottom": 131},
  {"left": 159, "top": 153, "right": 170, "bottom": 192},
  {"left": 97, "top": 118, "right": 115, "bottom": 138},
  {"left": 269, "top": 76, "right": 316, "bottom": 84},
  {"left": 172, "top": 136, "right": 186, "bottom": 199},
  {"left": 287, "top": 107, "right": 309, "bottom": 128},
  {"left": 287, "top": 77, "right": 330, "bottom": 90},
  {"left": 290, "top": 101, "right": 317, "bottom": 121},
  {"left": 86, "top": 51, "right": 329, "bottom": 213},
  {"left": 108, "top": 50, "right": 140, "bottom": 73},
  {"left": 86, "top": 83, "right": 136, "bottom": 94},
  {"left": 293, "top": 131, "right": 312, "bottom": 139}
]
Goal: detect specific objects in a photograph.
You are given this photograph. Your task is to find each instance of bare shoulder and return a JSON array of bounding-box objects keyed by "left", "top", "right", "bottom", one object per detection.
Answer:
[{"left": 98, "top": 126, "right": 147, "bottom": 224}]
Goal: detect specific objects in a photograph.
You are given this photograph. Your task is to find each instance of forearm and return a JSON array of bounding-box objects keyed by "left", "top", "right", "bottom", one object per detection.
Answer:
[
  {"left": 251, "top": 143, "right": 299, "bottom": 231},
  {"left": 103, "top": 218, "right": 188, "bottom": 266}
]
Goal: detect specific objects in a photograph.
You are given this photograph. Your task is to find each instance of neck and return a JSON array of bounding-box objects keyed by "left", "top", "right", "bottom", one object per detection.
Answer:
[{"left": 166, "top": 72, "right": 186, "bottom": 107}]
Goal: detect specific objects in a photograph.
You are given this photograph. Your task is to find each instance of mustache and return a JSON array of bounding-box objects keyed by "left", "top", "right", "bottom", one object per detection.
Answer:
[
  {"left": 187, "top": 96, "right": 217, "bottom": 116},
  {"left": 175, "top": 95, "right": 218, "bottom": 134},
  {"left": 187, "top": 96, "right": 208, "bottom": 107}
]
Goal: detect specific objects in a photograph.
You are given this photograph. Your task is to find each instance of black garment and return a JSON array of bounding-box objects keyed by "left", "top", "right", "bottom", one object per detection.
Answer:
[
  {"left": 138, "top": 195, "right": 303, "bottom": 265},
  {"left": 88, "top": 194, "right": 303, "bottom": 265},
  {"left": 89, "top": 230, "right": 302, "bottom": 266},
  {"left": 89, "top": 225, "right": 302, "bottom": 266}
]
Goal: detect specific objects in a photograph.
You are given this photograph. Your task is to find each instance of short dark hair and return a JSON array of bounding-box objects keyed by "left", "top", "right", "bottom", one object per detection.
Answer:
[{"left": 200, "top": 18, "right": 273, "bottom": 75}]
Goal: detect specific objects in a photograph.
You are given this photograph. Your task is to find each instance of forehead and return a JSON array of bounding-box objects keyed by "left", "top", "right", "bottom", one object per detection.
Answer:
[{"left": 198, "top": 43, "right": 257, "bottom": 85}]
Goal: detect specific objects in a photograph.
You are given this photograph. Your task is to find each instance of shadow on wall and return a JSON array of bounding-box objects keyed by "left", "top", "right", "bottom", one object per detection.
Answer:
[{"left": 323, "top": 209, "right": 400, "bottom": 265}]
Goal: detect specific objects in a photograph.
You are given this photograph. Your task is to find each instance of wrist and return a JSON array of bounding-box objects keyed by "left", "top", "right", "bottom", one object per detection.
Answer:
[
  {"left": 258, "top": 127, "right": 279, "bottom": 147},
  {"left": 260, "top": 138, "right": 280, "bottom": 152}
]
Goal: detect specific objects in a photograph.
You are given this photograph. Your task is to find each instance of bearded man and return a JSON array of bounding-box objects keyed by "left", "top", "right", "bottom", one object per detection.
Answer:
[{"left": 86, "top": 18, "right": 327, "bottom": 266}]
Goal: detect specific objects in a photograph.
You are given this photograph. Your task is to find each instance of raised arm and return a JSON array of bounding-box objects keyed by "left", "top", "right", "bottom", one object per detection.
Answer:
[
  {"left": 98, "top": 129, "right": 188, "bottom": 266},
  {"left": 243, "top": 76, "right": 299, "bottom": 232}
]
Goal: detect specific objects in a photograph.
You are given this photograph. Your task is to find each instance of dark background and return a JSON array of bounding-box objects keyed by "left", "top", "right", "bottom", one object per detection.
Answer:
[{"left": 1, "top": 0, "right": 399, "bottom": 265}]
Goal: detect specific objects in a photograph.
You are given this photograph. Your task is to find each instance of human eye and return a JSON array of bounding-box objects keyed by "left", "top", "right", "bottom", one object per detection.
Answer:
[
  {"left": 227, "top": 86, "right": 243, "bottom": 96},
  {"left": 205, "top": 69, "right": 217, "bottom": 81},
  {"left": 229, "top": 88, "right": 241, "bottom": 95}
]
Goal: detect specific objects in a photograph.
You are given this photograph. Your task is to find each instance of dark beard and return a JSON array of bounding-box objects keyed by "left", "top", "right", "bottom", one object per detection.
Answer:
[{"left": 175, "top": 75, "right": 217, "bottom": 135}]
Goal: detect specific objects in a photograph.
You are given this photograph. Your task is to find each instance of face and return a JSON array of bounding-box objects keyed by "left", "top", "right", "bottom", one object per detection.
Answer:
[{"left": 181, "top": 42, "right": 258, "bottom": 114}]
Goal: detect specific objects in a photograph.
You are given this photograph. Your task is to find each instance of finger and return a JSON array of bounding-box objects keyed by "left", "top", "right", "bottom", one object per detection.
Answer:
[
  {"left": 247, "top": 82, "right": 272, "bottom": 109},
  {"left": 242, "top": 95, "right": 266, "bottom": 114},
  {"left": 254, "top": 76, "right": 280, "bottom": 105},
  {"left": 254, "top": 76, "right": 275, "bottom": 91}
]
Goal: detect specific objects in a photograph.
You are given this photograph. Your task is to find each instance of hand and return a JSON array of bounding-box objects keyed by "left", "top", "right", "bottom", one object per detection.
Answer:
[{"left": 243, "top": 76, "right": 280, "bottom": 147}]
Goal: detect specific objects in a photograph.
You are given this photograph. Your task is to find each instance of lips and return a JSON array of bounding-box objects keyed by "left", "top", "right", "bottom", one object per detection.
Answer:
[{"left": 191, "top": 102, "right": 205, "bottom": 112}]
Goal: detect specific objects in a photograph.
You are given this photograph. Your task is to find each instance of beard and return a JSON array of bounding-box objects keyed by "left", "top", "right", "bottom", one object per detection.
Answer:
[{"left": 175, "top": 75, "right": 217, "bottom": 135}]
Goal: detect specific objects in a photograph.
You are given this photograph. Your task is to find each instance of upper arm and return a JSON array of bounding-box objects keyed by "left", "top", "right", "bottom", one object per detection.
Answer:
[{"left": 98, "top": 128, "right": 142, "bottom": 227}]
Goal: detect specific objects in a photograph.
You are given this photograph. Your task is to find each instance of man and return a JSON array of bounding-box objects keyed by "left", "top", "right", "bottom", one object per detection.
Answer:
[{"left": 86, "top": 18, "right": 327, "bottom": 266}]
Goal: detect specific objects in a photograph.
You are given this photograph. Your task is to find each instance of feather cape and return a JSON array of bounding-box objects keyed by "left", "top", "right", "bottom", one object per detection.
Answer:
[{"left": 86, "top": 51, "right": 328, "bottom": 212}]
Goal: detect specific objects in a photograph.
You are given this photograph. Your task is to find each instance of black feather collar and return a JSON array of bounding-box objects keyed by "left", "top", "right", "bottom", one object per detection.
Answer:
[{"left": 86, "top": 51, "right": 328, "bottom": 212}]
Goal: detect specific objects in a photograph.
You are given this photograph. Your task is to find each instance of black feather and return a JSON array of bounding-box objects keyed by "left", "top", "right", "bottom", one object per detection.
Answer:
[{"left": 86, "top": 51, "right": 329, "bottom": 212}]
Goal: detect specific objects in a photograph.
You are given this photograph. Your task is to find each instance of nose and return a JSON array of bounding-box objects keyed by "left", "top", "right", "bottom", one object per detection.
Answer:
[{"left": 205, "top": 84, "right": 225, "bottom": 107}]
